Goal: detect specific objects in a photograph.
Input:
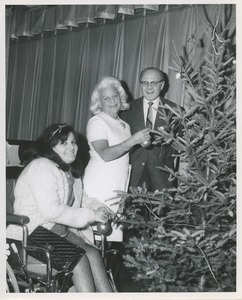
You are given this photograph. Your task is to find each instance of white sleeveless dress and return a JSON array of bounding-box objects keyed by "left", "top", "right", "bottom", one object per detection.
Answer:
[{"left": 83, "top": 112, "right": 131, "bottom": 241}]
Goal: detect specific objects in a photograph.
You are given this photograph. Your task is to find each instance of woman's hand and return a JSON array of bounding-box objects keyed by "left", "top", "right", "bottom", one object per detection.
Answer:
[
  {"left": 130, "top": 128, "right": 151, "bottom": 146},
  {"left": 94, "top": 207, "right": 115, "bottom": 224},
  {"left": 100, "top": 206, "right": 115, "bottom": 220}
]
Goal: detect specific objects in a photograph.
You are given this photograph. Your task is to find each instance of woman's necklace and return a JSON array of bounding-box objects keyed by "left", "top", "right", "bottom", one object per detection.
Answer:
[
  {"left": 118, "top": 117, "right": 126, "bottom": 129},
  {"left": 105, "top": 112, "right": 126, "bottom": 129}
]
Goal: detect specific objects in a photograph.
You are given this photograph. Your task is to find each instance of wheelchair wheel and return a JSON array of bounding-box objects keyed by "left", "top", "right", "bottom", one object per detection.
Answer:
[{"left": 6, "top": 261, "right": 20, "bottom": 292}]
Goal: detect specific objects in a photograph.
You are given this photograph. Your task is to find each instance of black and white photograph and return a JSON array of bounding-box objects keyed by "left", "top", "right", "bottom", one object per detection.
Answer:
[{"left": 3, "top": 1, "right": 240, "bottom": 300}]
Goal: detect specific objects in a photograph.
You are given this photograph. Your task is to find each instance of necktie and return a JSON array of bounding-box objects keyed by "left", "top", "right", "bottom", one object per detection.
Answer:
[{"left": 146, "top": 102, "right": 153, "bottom": 129}]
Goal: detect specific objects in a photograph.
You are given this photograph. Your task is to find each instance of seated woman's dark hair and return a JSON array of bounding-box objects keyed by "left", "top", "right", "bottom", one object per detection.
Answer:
[
  {"left": 35, "top": 124, "right": 83, "bottom": 178},
  {"left": 18, "top": 141, "right": 39, "bottom": 166}
]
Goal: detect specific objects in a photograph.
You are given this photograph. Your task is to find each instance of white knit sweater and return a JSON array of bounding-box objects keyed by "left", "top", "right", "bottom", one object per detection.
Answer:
[{"left": 7, "top": 157, "right": 106, "bottom": 242}]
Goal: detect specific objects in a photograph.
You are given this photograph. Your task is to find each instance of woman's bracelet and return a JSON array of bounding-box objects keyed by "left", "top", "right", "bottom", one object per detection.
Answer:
[{"left": 121, "top": 141, "right": 130, "bottom": 152}]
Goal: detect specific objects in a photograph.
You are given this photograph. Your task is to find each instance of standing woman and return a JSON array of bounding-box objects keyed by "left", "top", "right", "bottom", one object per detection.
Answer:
[
  {"left": 83, "top": 76, "right": 150, "bottom": 242},
  {"left": 7, "top": 124, "right": 114, "bottom": 292}
]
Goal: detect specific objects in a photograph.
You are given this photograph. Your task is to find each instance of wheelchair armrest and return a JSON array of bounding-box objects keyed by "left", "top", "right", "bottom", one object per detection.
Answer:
[
  {"left": 26, "top": 245, "right": 52, "bottom": 281},
  {"left": 26, "top": 245, "right": 51, "bottom": 259},
  {"left": 7, "top": 213, "right": 30, "bottom": 226},
  {"left": 93, "top": 230, "right": 107, "bottom": 259},
  {"left": 93, "top": 229, "right": 106, "bottom": 240},
  {"left": 7, "top": 213, "right": 30, "bottom": 265},
  {"left": 93, "top": 229, "right": 100, "bottom": 236}
]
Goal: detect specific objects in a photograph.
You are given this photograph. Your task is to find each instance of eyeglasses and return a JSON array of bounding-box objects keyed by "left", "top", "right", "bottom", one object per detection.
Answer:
[{"left": 140, "top": 80, "right": 163, "bottom": 88}]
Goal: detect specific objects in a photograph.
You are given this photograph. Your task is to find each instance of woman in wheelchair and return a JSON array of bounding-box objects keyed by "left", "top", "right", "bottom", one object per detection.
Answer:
[{"left": 7, "top": 123, "right": 115, "bottom": 292}]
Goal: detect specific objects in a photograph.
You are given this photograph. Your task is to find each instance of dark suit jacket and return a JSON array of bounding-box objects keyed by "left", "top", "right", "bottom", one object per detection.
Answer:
[{"left": 120, "top": 97, "right": 179, "bottom": 190}]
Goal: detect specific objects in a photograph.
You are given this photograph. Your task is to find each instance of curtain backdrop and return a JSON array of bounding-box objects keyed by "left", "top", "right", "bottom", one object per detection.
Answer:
[{"left": 6, "top": 4, "right": 235, "bottom": 140}]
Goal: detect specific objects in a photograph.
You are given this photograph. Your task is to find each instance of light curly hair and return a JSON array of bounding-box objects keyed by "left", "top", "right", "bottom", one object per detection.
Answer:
[{"left": 90, "top": 76, "right": 130, "bottom": 115}]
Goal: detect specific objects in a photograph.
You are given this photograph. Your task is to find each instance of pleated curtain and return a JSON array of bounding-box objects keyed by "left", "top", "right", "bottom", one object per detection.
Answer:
[{"left": 6, "top": 4, "right": 235, "bottom": 139}]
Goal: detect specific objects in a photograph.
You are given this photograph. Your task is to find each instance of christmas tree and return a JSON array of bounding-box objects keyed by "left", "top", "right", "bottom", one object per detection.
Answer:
[{"left": 116, "top": 9, "right": 236, "bottom": 292}]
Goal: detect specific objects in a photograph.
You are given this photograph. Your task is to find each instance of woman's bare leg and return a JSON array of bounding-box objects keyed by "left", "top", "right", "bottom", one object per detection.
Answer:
[
  {"left": 81, "top": 243, "right": 113, "bottom": 292},
  {"left": 72, "top": 254, "right": 96, "bottom": 292},
  {"left": 65, "top": 230, "right": 113, "bottom": 292}
]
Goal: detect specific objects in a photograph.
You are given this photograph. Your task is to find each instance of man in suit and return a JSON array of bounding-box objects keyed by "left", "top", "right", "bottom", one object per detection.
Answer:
[{"left": 121, "top": 67, "right": 179, "bottom": 192}]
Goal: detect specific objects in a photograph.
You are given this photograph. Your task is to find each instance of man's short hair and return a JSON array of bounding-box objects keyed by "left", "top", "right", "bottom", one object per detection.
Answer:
[{"left": 139, "top": 67, "right": 165, "bottom": 82}]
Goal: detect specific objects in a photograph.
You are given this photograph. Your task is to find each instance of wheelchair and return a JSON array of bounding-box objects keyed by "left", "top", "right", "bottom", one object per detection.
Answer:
[{"left": 6, "top": 212, "right": 118, "bottom": 293}]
